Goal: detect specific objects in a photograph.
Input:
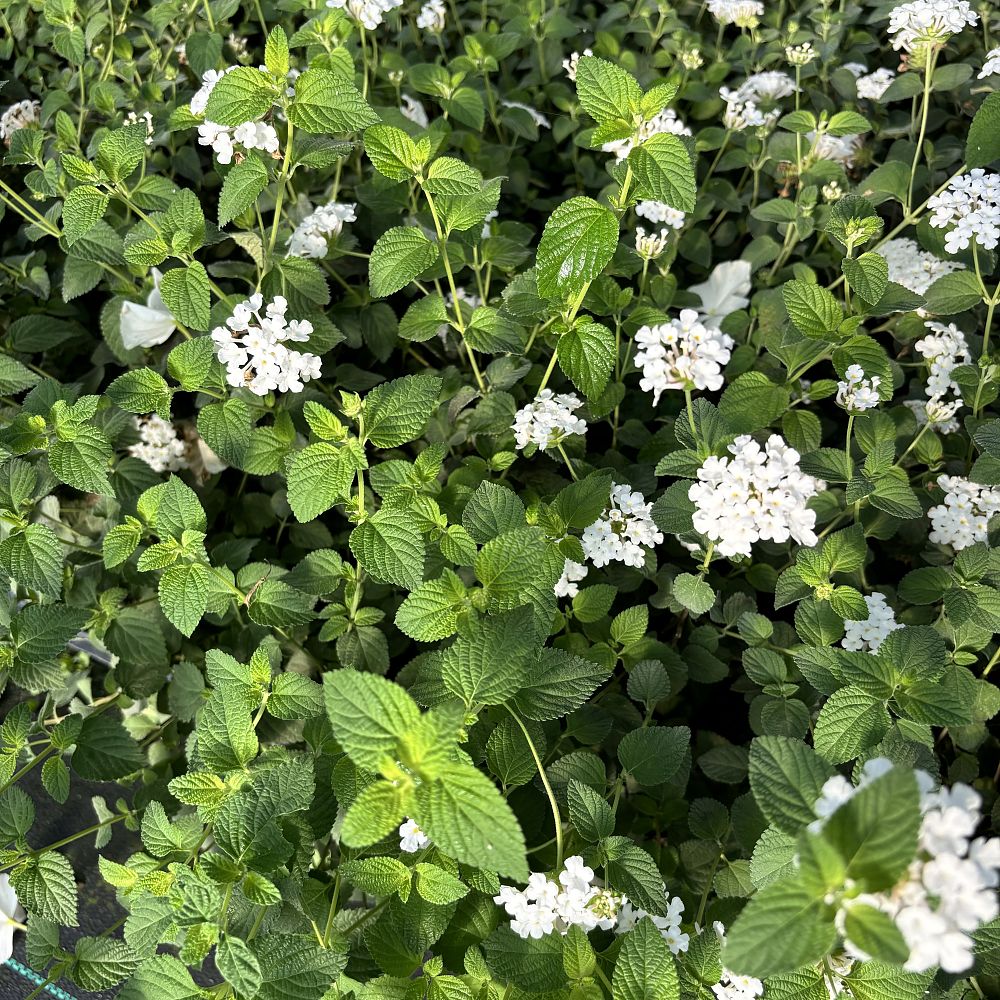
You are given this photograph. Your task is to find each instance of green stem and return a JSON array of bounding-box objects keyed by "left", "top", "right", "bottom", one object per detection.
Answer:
[
  {"left": 905, "top": 46, "right": 938, "bottom": 216},
  {"left": 507, "top": 706, "right": 563, "bottom": 868},
  {"left": 268, "top": 120, "right": 295, "bottom": 258}
]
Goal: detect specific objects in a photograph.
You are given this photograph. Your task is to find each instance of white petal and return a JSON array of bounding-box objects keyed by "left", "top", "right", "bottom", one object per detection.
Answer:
[
  {"left": 690, "top": 260, "right": 752, "bottom": 323},
  {"left": 0, "top": 922, "right": 13, "bottom": 962},
  {"left": 120, "top": 301, "right": 177, "bottom": 349}
]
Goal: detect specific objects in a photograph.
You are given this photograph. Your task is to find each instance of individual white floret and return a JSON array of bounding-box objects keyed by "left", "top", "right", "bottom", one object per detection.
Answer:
[
  {"left": 398, "top": 817, "right": 430, "bottom": 853},
  {"left": 836, "top": 364, "right": 882, "bottom": 412},
  {"left": 511, "top": 390, "right": 586, "bottom": 451}
]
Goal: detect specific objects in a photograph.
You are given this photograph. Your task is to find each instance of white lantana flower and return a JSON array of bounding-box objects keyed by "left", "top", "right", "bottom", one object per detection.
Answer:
[
  {"left": 636, "top": 200, "right": 686, "bottom": 230},
  {"left": 720, "top": 87, "right": 779, "bottom": 131},
  {"left": 581, "top": 485, "right": 663, "bottom": 568},
  {"left": 400, "top": 94, "right": 429, "bottom": 128},
  {"left": 835, "top": 365, "right": 882, "bottom": 411},
  {"left": 398, "top": 818, "right": 430, "bottom": 853},
  {"left": 856, "top": 67, "right": 896, "bottom": 100},
  {"left": 886, "top": 0, "right": 978, "bottom": 53},
  {"left": 512, "top": 390, "right": 586, "bottom": 450},
  {"left": 634, "top": 226, "right": 671, "bottom": 260},
  {"left": 326, "top": 0, "right": 403, "bottom": 30},
  {"left": 877, "top": 238, "right": 963, "bottom": 295},
  {"left": 928, "top": 476, "right": 1000, "bottom": 550},
  {"left": 841, "top": 592, "right": 903, "bottom": 652},
  {"left": 554, "top": 559, "right": 587, "bottom": 598},
  {"left": 416, "top": 0, "right": 446, "bottom": 32},
  {"left": 128, "top": 415, "right": 189, "bottom": 473},
  {"left": 707, "top": 0, "right": 763, "bottom": 27},
  {"left": 616, "top": 891, "right": 689, "bottom": 953},
  {"left": 689, "top": 434, "right": 823, "bottom": 559},
  {"left": 602, "top": 108, "right": 691, "bottom": 162},
  {"left": 980, "top": 47, "right": 1000, "bottom": 78},
  {"left": 734, "top": 71, "right": 797, "bottom": 103},
  {"left": 634, "top": 310, "right": 734, "bottom": 403},
  {"left": 927, "top": 169, "right": 1000, "bottom": 253},
  {"left": 562, "top": 48, "right": 593, "bottom": 82},
  {"left": 0, "top": 875, "right": 25, "bottom": 963},
  {"left": 287, "top": 202, "right": 357, "bottom": 258},
  {"left": 120, "top": 268, "right": 177, "bottom": 349}
]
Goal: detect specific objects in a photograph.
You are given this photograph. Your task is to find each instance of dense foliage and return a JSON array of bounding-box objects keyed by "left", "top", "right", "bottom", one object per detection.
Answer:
[{"left": 1, "top": 0, "right": 1000, "bottom": 997}]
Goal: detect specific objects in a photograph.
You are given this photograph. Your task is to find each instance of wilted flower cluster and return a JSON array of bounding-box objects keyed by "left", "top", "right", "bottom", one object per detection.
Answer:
[
  {"left": 582, "top": 485, "right": 663, "bottom": 568},
  {"left": 927, "top": 169, "right": 1000, "bottom": 252},
  {"left": 855, "top": 67, "right": 896, "bottom": 100},
  {"left": 689, "top": 435, "right": 823, "bottom": 559},
  {"left": 128, "top": 415, "right": 189, "bottom": 473},
  {"left": 286, "top": 202, "right": 357, "bottom": 258},
  {"left": 398, "top": 818, "right": 430, "bottom": 853},
  {"left": 511, "top": 390, "right": 586, "bottom": 451},
  {"left": 326, "top": 0, "right": 402, "bottom": 29},
  {"left": 634, "top": 310, "right": 734, "bottom": 404},
  {"left": 616, "top": 890, "right": 689, "bottom": 954},
  {"left": 707, "top": 0, "right": 763, "bottom": 27},
  {"left": 841, "top": 592, "right": 902, "bottom": 652},
  {"left": 0, "top": 99, "right": 40, "bottom": 142},
  {"left": 927, "top": 475, "right": 1000, "bottom": 550},
  {"left": 634, "top": 227, "right": 671, "bottom": 260},
  {"left": 211, "top": 294, "right": 321, "bottom": 396},
  {"left": 835, "top": 365, "right": 882, "bottom": 412},
  {"left": 602, "top": 107, "right": 691, "bottom": 161},
  {"left": 494, "top": 857, "right": 620, "bottom": 939},
  {"left": 886, "top": 0, "right": 978, "bottom": 52},
  {"left": 815, "top": 761, "right": 1000, "bottom": 974},
  {"left": 877, "top": 237, "right": 964, "bottom": 294}
]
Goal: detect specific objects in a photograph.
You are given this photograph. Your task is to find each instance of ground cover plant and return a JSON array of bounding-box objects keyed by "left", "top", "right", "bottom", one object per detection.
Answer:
[{"left": 1, "top": 0, "right": 1000, "bottom": 996}]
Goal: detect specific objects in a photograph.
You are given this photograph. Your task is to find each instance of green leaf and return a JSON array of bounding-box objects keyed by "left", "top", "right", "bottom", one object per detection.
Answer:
[
  {"left": 842, "top": 905, "right": 909, "bottom": 964},
  {"left": 247, "top": 580, "right": 315, "bottom": 628},
  {"left": 203, "top": 66, "right": 276, "bottom": 126},
  {"left": 340, "top": 856, "right": 412, "bottom": 896},
  {"left": 120, "top": 955, "right": 202, "bottom": 1000},
  {"left": 159, "top": 262, "right": 211, "bottom": 331},
  {"left": 414, "top": 760, "right": 528, "bottom": 879},
  {"left": 49, "top": 426, "right": 115, "bottom": 496},
  {"left": 263, "top": 24, "right": 289, "bottom": 77},
  {"left": 289, "top": 68, "right": 380, "bottom": 134},
  {"left": 629, "top": 132, "right": 697, "bottom": 213},
  {"left": 286, "top": 442, "right": 358, "bottom": 521},
  {"left": 11, "top": 604, "right": 88, "bottom": 661},
  {"left": 558, "top": 322, "right": 615, "bottom": 399},
  {"left": 567, "top": 779, "right": 615, "bottom": 842},
  {"left": 415, "top": 862, "right": 469, "bottom": 903},
  {"left": 341, "top": 780, "right": 408, "bottom": 848},
  {"left": 107, "top": 368, "right": 172, "bottom": 415},
  {"left": 268, "top": 673, "right": 324, "bottom": 719},
  {"left": 462, "top": 482, "right": 526, "bottom": 543},
  {"left": 364, "top": 374, "right": 442, "bottom": 447},
  {"left": 922, "top": 269, "right": 984, "bottom": 315},
  {"left": 197, "top": 691, "right": 259, "bottom": 771},
  {"left": 604, "top": 837, "right": 668, "bottom": 915},
  {"left": 748, "top": 736, "right": 834, "bottom": 834},
  {"left": 966, "top": 91, "right": 1000, "bottom": 169},
  {"left": 842, "top": 253, "right": 888, "bottom": 306},
  {"left": 0, "top": 523, "right": 65, "bottom": 597},
  {"left": 512, "top": 648, "right": 611, "bottom": 721},
  {"left": 72, "top": 713, "right": 144, "bottom": 779},
  {"left": 813, "top": 686, "right": 891, "bottom": 764},
  {"left": 350, "top": 507, "right": 426, "bottom": 590},
  {"left": 575, "top": 56, "right": 641, "bottom": 125},
  {"left": 722, "top": 879, "right": 835, "bottom": 979},
  {"left": 323, "top": 669, "right": 420, "bottom": 772},
  {"left": 62, "top": 186, "right": 109, "bottom": 245},
  {"left": 395, "top": 569, "right": 468, "bottom": 642},
  {"left": 197, "top": 398, "right": 253, "bottom": 468},
  {"left": 618, "top": 726, "right": 689, "bottom": 786},
  {"left": 612, "top": 918, "right": 681, "bottom": 1000},
  {"left": 672, "top": 573, "right": 715, "bottom": 616},
  {"left": 474, "top": 527, "right": 550, "bottom": 611},
  {"left": 535, "top": 197, "right": 619, "bottom": 300},
  {"left": 369, "top": 226, "right": 440, "bottom": 298},
  {"left": 217, "top": 937, "right": 263, "bottom": 998},
  {"left": 12, "top": 852, "right": 79, "bottom": 926},
  {"left": 158, "top": 562, "right": 209, "bottom": 636},
  {"left": 218, "top": 156, "right": 269, "bottom": 226},
  {"left": 782, "top": 280, "right": 842, "bottom": 339},
  {"left": 425, "top": 157, "right": 482, "bottom": 195},
  {"left": 364, "top": 124, "right": 425, "bottom": 180},
  {"left": 73, "top": 938, "right": 138, "bottom": 991}
]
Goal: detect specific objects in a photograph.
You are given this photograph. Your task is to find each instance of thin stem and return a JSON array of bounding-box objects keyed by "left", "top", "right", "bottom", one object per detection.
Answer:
[
  {"left": 268, "top": 121, "right": 295, "bottom": 258},
  {"left": 507, "top": 705, "right": 563, "bottom": 869},
  {"left": 556, "top": 441, "right": 579, "bottom": 481},
  {"left": 905, "top": 46, "right": 938, "bottom": 216}
]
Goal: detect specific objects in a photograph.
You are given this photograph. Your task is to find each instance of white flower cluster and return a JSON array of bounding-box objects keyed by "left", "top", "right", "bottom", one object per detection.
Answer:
[
  {"left": 602, "top": 108, "right": 691, "bottom": 162},
  {"left": 707, "top": 0, "right": 763, "bottom": 27},
  {"left": 198, "top": 120, "right": 279, "bottom": 165},
  {"left": 398, "top": 818, "right": 430, "bottom": 853},
  {"left": 634, "top": 310, "right": 734, "bottom": 404},
  {"left": 981, "top": 47, "right": 1000, "bottom": 78},
  {"left": 835, "top": 365, "right": 882, "bottom": 412},
  {"left": 554, "top": 559, "right": 587, "bottom": 598},
  {"left": 823, "top": 181, "right": 844, "bottom": 202},
  {"left": 0, "top": 99, "right": 40, "bottom": 142},
  {"left": 710, "top": 923, "right": 763, "bottom": 1000},
  {"left": 511, "top": 390, "right": 586, "bottom": 451},
  {"left": 733, "top": 71, "right": 797, "bottom": 103},
  {"left": 855, "top": 67, "right": 896, "bottom": 100},
  {"left": 815, "top": 760, "right": 1000, "bottom": 974},
  {"left": 912, "top": 319, "right": 969, "bottom": 428},
  {"left": 927, "top": 169, "right": 1000, "bottom": 253},
  {"left": 634, "top": 227, "right": 671, "bottom": 260},
  {"left": 494, "top": 857, "right": 620, "bottom": 939},
  {"left": 190, "top": 66, "right": 236, "bottom": 116},
  {"left": 582, "top": 485, "right": 663, "bottom": 568},
  {"left": 636, "top": 200, "right": 686, "bottom": 230},
  {"left": 811, "top": 132, "right": 863, "bottom": 167},
  {"left": 720, "top": 87, "right": 779, "bottom": 131},
  {"left": 562, "top": 48, "right": 593, "bottom": 82},
  {"left": 785, "top": 42, "right": 816, "bottom": 66},
  {"left": 326, "top": 0, "right": 402, "bottom": 29},
  {"left": 841, "top": 592, "right": 902, "bottom": 653},
  {"left": 877, "top": 237, "right": 963, "bottom": 295},
  {"left": 616, "top": 891, "right": 689, "bottom": 954},
  {"left": 128, "top": 415, "right": 189, "bottom": 473},
  {"left": 416, "top": 0, "right": 446, "bottom": 31},
  {"left": 928, "top": 475, "right": 1000, "bottom": 550},
  {"left": 211, "top": 294, "right": 321, "bottom": 396},
  {"left": 689, "top": 435, "right": 823, "bottom": 559},
  {"left": 400, "top": 94, "right": 429, "bottom": 128},
  {"left": 286, "top": 202, "right": 357, "bottom": 258},
  {"left": 886, "top": 0, "right": 978, "bottom": 52}
]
